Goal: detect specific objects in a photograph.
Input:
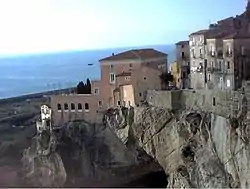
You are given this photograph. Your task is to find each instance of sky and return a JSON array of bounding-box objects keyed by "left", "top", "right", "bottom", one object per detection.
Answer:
[{"left": 0, "top": 0, "right": 247, "bottom": 56}]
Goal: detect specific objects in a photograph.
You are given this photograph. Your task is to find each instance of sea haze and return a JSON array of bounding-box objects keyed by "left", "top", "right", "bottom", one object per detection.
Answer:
[{"left": 0, "top": 44, "right": 175, "bottom": 99}]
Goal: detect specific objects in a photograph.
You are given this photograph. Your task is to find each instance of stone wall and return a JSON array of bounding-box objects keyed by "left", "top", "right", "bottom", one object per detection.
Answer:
[{"left": 146, "top": 89, "right": 244, "bottom": 118}]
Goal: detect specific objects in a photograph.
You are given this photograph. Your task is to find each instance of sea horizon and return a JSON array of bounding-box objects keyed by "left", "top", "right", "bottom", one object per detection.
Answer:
[{"left": 0, "top": 44, "right": 175, "bottom": 99}]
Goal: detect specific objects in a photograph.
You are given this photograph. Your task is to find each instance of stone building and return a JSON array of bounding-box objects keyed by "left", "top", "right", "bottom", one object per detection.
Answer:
[
  {"left": 189, "top": 1, "right": 250, "bottom": 90},
  {"left": 50, "top": 48, "right": 167, "bottom": 126},
  {"left": 175, "top": 41, "right": 190, "bottom": 88}
]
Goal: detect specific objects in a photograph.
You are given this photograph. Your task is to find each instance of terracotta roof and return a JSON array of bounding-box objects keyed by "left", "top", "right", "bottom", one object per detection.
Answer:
[
  {"left": 223, "top": 30, "right": 250, "bottom": 39},
  {"left": 99, "top": 48, "right": 167, "bottom": 62},
  {"left": 189, "top": 29, "right": 209, "bottom": 36},
  {"left": 175, "top": 41, "right": 189, "bottom": 45},
  {"left": 116, "top": 72, "right": 131, "bottom": 77}
]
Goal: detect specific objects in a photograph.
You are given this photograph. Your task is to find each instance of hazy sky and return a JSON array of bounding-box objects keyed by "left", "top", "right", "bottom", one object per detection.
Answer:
[{"left": 0, "top": 0, "right": 247, "bottom": 55}]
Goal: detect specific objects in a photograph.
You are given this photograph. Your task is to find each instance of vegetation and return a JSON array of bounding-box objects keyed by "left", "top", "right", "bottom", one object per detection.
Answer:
[
  {"left": 159, "top": 72, "right": 174, "bottom": 90},
  {"left": 76, "top": 78, "right": 92, "bottom": 94}
]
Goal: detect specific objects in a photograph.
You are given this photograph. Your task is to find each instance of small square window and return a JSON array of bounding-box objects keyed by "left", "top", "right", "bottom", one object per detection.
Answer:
[
  {"left": 125, "top": 76, "right": 130, "bottom": 81},
  {"left": 110, "top": 64, "right": 114, "bottom": 69},
  {"left": 139, "top": 93, "right": 142, "bottom": 97},
  {"left": 143, "top": 77, "right": 147, "bottom": 80}
]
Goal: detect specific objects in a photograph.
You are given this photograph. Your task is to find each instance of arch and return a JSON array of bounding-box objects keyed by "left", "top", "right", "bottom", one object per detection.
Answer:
[
  {"left": 78, "top": 103, "right": 82, "bottom": 110},
  {"left": 85, "top": 103, "right": 89, "bottom": 110},
  {"left": 57, "top": 103, "right": 62, "bottom": 110},
  {"left": 64, "top": 103, "right": 68, "bottom": 110},
  {"left": 71, "top": 103, "right": 75, "bottom": 110}
]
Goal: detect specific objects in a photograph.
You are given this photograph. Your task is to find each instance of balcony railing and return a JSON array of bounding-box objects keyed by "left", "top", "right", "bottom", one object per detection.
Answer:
[
  {"left": 225, "top": 51, "right": 233, "bottom": 57},
  {"left": 207, "top": 67, "right": 222, "bottom": 73},
  {"left": 209, "top": 51, "right": 215, "bottom": 57}
]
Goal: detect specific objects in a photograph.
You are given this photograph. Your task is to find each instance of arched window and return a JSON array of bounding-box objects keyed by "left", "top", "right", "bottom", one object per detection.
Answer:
[
  {"left": 85, "top": 103, "right": 89, "bottom": 110},
  {"left": 57, "top": 103, "right": 62, "bottom": 110},
  {"left": 71, "top": 103, "right": 75, "bottom": 110},
  {"left": 64, "top": 103, "right": 68, "bottom": 110},
  {"left": 78, "top": 103, "right": 82, "bottom": 110}
]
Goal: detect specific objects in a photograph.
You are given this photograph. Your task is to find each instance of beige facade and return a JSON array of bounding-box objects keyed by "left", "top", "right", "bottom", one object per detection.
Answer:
[
  {"left": 175, "top": 41, "right": 190, "bottom": 88},
  {"left": 50, "top": 48, "right": 167, "bottom": 126}
]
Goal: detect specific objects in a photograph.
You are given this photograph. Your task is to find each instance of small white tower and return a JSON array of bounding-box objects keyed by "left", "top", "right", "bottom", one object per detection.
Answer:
[{"left": 36, "top": 105, "right": 52, "bottom": 133}]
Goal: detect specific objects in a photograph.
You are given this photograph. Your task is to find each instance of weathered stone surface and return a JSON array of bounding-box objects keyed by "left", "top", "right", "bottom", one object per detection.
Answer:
[{"left": 104, "top": 105, "right": 250, "bottom": 188}]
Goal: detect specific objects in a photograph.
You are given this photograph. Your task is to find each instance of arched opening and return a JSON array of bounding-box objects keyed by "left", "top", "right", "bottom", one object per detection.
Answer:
[
  {"left": 64, "top": 103, "right": 68, "bottom": 110},
  {"left": 84, "top": 103, "right": 89, "bottom": 110},
  {"left": 78, "top": 103, "right": 82, "bottom": 110},
  {"left": 71, "top": 103, "right": 75, "bottom": 110},
  {"left": 57, "top": 103, "right": 62, "bottom": 110}
]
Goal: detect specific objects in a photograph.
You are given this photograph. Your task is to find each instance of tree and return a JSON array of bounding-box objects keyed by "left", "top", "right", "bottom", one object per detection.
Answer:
[
  {"left": 86, "top": 78, "right": 91, "bottom": 94},
  {"left": 159, "top": 72, "right": 174, "bottom": 90},
  {"left": 76, "top": 81, "right": 85, "bottom": 94}
]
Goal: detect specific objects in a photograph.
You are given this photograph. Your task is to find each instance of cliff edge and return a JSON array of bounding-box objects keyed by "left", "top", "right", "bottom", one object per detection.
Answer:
[{"left": 104, "top": 105, "right": 250, "bottom": 188}]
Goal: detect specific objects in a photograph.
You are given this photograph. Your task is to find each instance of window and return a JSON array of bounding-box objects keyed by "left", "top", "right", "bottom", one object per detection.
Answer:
[
  {"left": 181, "top": 45, "right": 184, "bottom": 48},
  {"left": 212, "top": 97, "right": 216, "bottom": 106},
  {"left": 143, "top": 77, "right": 147, "bottom": 80},
  {"left": 117, "top": 100, "right": 121, "bottom": 106},
  {"left": 78, "top": 103, "right": 82, "bottom": 110},
  {"left": 227, "top": 61, "right": 230, "bottom": 69},
  {"left": 57, "top": 103, "right": 62, "bottom": 111},
  {"left": 208, "top": 74, "right": 211, "bottom": 81},
  {"left": 218, "top": 61, "right": 222, "bottom": 70},
  {"left": 125, "top": 76, "right": 130, "bottom": 81},
  {"left": 110, "top": 73, "right": 115, "bottom": 84},
  {"left": 94, "top": 88, "right": 99, "bottom": 95},
  {"left": 98, "top": 101, "right": 103, "bottom": 107},
  {"left": 110, "top": 64, "right": 113, "bottom": 69},
  {"left": 211, "top": 61, "right": 213, "bottom": 68},
  {"left": 129, "top": 63, "right": 132, "bottom": 67},
  {"left": 71, "top": 103, "right": 75, "bottom": 110},
  {"left": 84, "top": 103, "right": 89, "bottom": 111},
  {"left": 139, "top": 92, "right": 142, "bottom": 97},
  {"left": 64, "top": 103, "right": 69, "bottom": 110},
  {"left": 181, "top": 52, "right": 185, "bottom": 58}
]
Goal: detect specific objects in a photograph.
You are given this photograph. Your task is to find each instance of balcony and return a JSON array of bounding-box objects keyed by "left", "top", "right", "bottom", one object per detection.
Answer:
[
  {"left": 207, "top": 67, "right": 222, "bottom": 73},
  {"left": 209, "top": 51, "right": 215, "bottom": 57},
  {"left": 225, "top": 51, "right": 233, "bottom": 57}
]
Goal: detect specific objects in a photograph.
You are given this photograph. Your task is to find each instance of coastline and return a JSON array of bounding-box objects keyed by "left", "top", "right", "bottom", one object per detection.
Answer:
[{"left": 0, "top": 87, "right": 74, "bottom": 104}]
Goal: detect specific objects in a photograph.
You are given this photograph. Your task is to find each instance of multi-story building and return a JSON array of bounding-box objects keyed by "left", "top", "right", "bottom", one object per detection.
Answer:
[
  {"left": 50, "top": 48, "right": 167, "bottom": 126},
  {"left": 189, "top": 1, "right": 250, "bottom": 90},
  {"left": 175, "top": 41, "right": 190, "bottom": 88}
]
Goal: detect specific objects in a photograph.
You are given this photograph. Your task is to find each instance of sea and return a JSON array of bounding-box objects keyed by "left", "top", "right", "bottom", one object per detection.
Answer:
[{"left": 0, "top": 44, "right": 175, "bottom": 99}]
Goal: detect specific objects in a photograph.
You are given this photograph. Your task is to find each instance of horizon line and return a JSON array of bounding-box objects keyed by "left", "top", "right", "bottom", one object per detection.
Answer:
[{"left": 0, "top": 43, "right": 174, "bottom": 59}]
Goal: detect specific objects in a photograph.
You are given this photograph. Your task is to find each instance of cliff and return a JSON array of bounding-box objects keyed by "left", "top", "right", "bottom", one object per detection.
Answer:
[
  {"left": 21, "top": 119, "right": 165, "bottom": 187},
  {"left": 104, "top": 105, "right": 250, "bottom": 188}
]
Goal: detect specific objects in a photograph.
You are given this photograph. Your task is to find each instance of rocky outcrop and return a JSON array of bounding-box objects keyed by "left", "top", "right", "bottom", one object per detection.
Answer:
[
  {"left": 104, "top": 105, "right": 250, "bottom": 188},
  {"left": 21, "top": 119, "right": 165, "bottom": 187}
]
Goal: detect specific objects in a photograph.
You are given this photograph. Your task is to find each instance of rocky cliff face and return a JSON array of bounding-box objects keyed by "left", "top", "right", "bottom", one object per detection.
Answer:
[
  {"left": 104, "top": 105, "right": 250, "bottom": 188},
  {"left": 21, "top": 119, "right": 165, "bottom": 187}
]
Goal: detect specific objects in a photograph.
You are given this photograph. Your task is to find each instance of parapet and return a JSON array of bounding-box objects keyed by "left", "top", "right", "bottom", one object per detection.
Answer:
[{"left": 146, "top": 89, "right": 245, "bottom": 118}]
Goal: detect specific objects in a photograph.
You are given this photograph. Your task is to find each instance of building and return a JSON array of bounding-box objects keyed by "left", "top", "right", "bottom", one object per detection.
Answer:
[
  {"left": 189, "top": 1, "right": 250, "bottom": 90},
  {"left": 50, "top": 48, "right": 168, "bottom": 126},
  {"left": 175, "top": 41, "right": 190, "bottom": 88},
  {"left": 169, "top": 61, "right": 179, "bottom": 87}
]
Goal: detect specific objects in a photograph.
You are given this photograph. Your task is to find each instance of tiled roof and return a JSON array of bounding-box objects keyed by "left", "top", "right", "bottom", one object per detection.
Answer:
[
  {"left": 116, "top": 72, "right": 131, "bottom": 77},
  {"left": 175, "top": 41, "right": 189, "bottom": 45},
  {"left": 189, "top": 29, "right": 209, "bottom": 36},
  {"left": 99, "top": 48, "right": 167, "bottom": 62}
]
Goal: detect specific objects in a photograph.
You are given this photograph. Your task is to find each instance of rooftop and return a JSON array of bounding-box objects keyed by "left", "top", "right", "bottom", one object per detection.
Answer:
[
  {"left": 223, "top": 30, "right": 250, "bottom": 39},
  {"left": 99, "top": 48, "right": 167, "bottom": 62},
  {"left": 175, "top": 41, "right": 189, "bottom": 46}
]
